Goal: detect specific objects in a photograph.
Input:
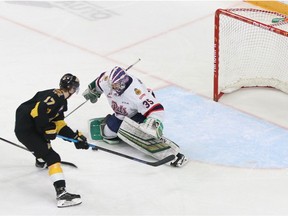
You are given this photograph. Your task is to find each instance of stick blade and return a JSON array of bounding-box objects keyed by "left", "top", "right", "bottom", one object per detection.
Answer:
[
  {"left": 148, "top": 155, "right": 175, "bottom": 167},
  {"left": 61, "top": 161, "right": 78, "bottom": 168}
]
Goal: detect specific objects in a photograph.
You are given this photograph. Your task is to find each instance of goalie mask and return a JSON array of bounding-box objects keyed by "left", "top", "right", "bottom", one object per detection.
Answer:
[
  {"left": 109, "top": 66, "right": 130, "bottom": 95},
  {"left": 59, "top": 73, "right": 80, "bottom": 94}
]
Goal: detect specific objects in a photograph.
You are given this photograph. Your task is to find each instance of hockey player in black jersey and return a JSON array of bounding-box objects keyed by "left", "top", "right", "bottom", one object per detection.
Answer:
[{"left": 14, "top": 73, "right": 89, "bottom": 208}]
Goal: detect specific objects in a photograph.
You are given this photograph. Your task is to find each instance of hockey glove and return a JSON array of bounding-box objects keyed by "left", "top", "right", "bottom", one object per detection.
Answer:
[
  {"left": 73, "top": 130, "right": 89, "bottom": 149},
  {"left": 82, "top": 85, "right": 101, "bottom": 103},
  {"left": 140, "top": 117, "right": 164, "bottom": 139},
  {"left": 44, "top": 122, "right": 57, "bottom": 141}
]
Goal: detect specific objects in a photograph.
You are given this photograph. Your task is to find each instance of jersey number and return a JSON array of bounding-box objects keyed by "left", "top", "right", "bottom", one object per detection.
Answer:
[
  {"left": 143, "top": 99, "right": 154, "bottom": 108},
  {"left": 44, "top": 96, "right": 55, "bottom": 105}
]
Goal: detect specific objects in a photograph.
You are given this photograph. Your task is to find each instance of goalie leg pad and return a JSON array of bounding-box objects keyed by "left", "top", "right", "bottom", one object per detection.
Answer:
[
  {"left": 89, "top": 117, "right": 105, "bottom": 140},
  {"left": 89, "top": 115, "right": 121, "bottom": 144},
  {"left": 117, "top": 117, "right": 180, "bottom": 161}
]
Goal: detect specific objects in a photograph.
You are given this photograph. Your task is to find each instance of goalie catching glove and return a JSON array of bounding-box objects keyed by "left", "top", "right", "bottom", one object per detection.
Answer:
[
  {"left": 140, "top": 117, "right": 163, "bottom": 139},
  {"left": 82, "top": 81, "right": 101, "bottom": 103},
  {"left": 73, "top": 130, "right": 89, "bottom": 149}
]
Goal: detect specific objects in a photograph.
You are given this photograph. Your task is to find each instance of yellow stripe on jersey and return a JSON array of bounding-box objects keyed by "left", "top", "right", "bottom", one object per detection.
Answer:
[
  {"left": 54, "top": 120, "right": 67, "bottom": 133},
  {"left": 45, "top": 127, "right": 56, "bottom": 135},
  {"left": 30, "top": 102, "right": 40, "bottom": 118}
]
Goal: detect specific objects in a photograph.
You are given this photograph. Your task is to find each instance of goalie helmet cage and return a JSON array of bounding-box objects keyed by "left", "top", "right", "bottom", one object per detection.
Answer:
[{"left": 214, "top": 8, "right": 288, "bottom": 102}]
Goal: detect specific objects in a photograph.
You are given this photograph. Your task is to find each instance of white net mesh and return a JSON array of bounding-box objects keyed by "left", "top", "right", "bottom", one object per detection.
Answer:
[{"left": 216, "top": 9, "right": 288, "bottom": 95}]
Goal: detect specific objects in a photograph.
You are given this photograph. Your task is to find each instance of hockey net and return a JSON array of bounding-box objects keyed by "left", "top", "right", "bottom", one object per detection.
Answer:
[{"left": 214, "top": 8, "right": 288, "bottom": 101}]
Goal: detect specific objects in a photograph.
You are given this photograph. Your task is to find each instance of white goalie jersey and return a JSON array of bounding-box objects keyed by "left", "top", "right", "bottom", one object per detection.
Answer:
[{"left": 93, "top": 72, "right": 164, "bottom": 121}]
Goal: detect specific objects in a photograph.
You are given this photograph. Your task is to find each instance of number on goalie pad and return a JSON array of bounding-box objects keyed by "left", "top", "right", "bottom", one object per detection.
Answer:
[{"left": 117, "top": 117, "right": 180, "bottom": 160}]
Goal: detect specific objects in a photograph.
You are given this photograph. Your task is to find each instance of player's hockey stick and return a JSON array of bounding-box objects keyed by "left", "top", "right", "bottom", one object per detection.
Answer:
[
  {"left": 57, "top": 135, "right": 175, "bottom": 167},
  {"left": 0, "top": 136, "right": 78, "bottom": 168},
  {"left": 65, "top": 58, "right": 141, "bottom": 118},
  {"left": 65, "top": 100, "right": 88, "bottom": 118}
]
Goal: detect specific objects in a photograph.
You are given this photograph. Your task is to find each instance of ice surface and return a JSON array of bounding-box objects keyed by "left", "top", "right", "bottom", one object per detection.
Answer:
[{"left": 1, "top": 1, "right": 288, "bottom": 215}]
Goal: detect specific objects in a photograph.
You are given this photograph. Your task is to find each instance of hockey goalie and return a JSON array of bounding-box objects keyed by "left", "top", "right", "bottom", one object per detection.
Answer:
[{"left": 83, "top": 66, "right": 188, "bottom": 167}]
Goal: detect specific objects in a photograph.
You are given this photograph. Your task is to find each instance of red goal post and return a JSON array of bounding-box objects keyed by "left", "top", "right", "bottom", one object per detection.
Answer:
[{"left": 214, "top": 8, "right": 288, "bottom": 102}]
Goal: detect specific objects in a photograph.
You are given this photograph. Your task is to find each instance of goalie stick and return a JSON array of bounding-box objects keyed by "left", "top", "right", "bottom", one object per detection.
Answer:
[
  {"left": 57, "top": 135, "right": 175, "bottom": 167},
  {"left": 0, "top": 136, "right": 78, "bottom": 168}
]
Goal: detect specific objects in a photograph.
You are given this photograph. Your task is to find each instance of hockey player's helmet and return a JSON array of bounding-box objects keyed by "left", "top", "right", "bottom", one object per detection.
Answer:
[
  {"left": 108, "top": 66, "right": 129, "bottom": 95},
  {"left": 59, "top": 73, "right": 80, "bottom": 94}
]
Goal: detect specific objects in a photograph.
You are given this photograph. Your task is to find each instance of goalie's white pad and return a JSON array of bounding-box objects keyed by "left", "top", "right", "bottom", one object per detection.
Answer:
[
  {"left": 117, "top": 117, "right": 180, "bottom": 161},
  {"left": 139, "top": 117, "right": 163, "bottom": 139}
]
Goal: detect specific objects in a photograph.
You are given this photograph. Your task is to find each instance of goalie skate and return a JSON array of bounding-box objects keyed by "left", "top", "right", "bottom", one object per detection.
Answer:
[
  {"left": 56, "top": 189, "right": 82, "bottom": 208},
  {"left": 170, "top": 153, "right": 188, "bottom": 167}
]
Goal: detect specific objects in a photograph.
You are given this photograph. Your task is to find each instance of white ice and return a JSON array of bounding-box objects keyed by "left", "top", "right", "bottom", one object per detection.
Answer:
[{"left": 1, "top": 1, "right": 288, "bottom": 215}]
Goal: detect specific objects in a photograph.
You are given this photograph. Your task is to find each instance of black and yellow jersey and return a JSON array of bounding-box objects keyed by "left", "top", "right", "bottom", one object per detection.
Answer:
[{"left": 15, "top": 88, "right": 71, "bottom": 136}]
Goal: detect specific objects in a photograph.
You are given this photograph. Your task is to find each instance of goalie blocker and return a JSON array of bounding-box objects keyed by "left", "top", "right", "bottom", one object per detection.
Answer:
[{"left": 90, "top": 117, "right": 188, "bottom": 167}]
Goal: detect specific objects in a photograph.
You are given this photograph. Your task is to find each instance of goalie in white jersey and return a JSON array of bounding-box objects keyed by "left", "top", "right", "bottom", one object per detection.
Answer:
[{"left": 83, "top": 66, "right": 187, "bottom": 167}]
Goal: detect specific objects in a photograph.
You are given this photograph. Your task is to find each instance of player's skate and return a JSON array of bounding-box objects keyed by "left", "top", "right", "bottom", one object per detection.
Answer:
[
  {"left": 56, "top": 187, "right": 82, "bottom": 208},
  {"left": 170, "top": 153, "right": 188, "bottom": 167},
  {"left": 35, "top": 158, "right": 47, "bottom": 169}
]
